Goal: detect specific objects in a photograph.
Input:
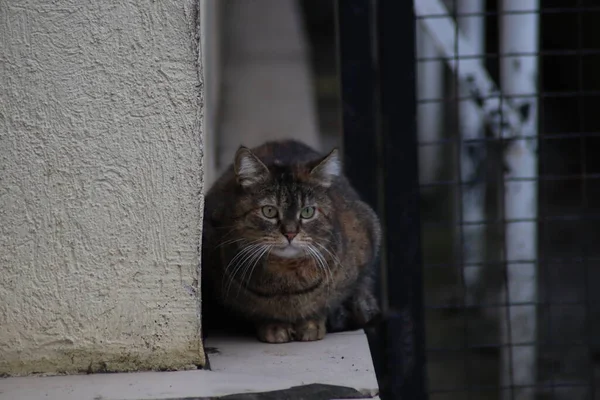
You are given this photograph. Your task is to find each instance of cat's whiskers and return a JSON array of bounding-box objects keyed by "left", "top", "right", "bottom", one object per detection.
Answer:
[
  {"left": 222, "top": 239, "right": 265, "bottom": 276},
  {"left": 236, "top": 244, "right": 272, "bottom": 298},
  {"left": 208, "top": 227, "right": 241, "bottom": 253},
  {"left": 317, "top": 246, "right": 334, "bottom": 288},
  {"left": 309, "top": 246, "right": 325, "bottom": 275},
  {"left": 221, "top": 238, "right": 338, "bottom": 304},
  {"left": 215, "top": 237, "right": 247, "bottom": 249},
  {"left": 316, "top": 237, "right": 341, "bottom": 252},
  {"left": 215, "top": 225, "right": 241, "bottom": 241},
  {"left": 305, "top": 244, "right": 332, "bottom": 300},
  {"left": 222, "top": 243, "right": 263, "bottom": 294},
  {"left": 311, "top": 245, "right": 334, "bottom": 305},
  {"left": 313, "top": 241, "right": 342, "bottom": 271},
  {"left": 225, "top": 242, "right": 273, "bottom": 299},
  {"left": 216, "top": 236, "right": 265, "bottom": 251},
  {"left": 224, "top": 245, "right": 263, "bottom": 297},
  {"left": 313, "top": 240, "right": 344, "bottom": 291}
]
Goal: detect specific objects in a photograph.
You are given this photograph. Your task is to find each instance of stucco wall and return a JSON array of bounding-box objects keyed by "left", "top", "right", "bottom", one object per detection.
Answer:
[{"left": 0, "top": 0, "right": 205, "bottom": 375}]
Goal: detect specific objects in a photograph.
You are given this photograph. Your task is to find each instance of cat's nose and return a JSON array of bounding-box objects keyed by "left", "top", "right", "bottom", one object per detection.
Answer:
[{"left": 284, "top": 232, "right": 297, "bottom": 242}]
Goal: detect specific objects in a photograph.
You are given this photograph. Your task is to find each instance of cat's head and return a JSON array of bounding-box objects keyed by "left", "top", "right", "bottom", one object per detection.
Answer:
[{"left": 229, "top": 145, "right": 341, "bottom": 259}]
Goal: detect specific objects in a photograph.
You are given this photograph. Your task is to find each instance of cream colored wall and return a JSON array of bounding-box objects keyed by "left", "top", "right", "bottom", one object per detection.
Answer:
[
  {"left": 218, "top": 0, "right": 321, "bottom": 172},
  {"left": 0, "top": 0, "right": 205, "bottom": 375}
]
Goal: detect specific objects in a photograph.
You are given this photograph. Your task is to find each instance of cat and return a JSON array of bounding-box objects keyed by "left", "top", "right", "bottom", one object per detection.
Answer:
[{"left": 201, "top": 140, "right": 381, "bottom": 343}]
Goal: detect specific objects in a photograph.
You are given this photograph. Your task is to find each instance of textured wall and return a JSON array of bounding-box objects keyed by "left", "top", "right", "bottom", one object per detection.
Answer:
[{"left": 0, "top": 0, "right": 205, "bottom": 375}]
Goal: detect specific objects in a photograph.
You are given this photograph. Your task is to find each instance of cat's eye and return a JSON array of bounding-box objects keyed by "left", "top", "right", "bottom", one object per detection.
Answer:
[
  {"left": 300, "top": 206, "right": 316, "bottom": 219},
  {"left": 261, "top": 206, "right": 278, "bottom": 218}
]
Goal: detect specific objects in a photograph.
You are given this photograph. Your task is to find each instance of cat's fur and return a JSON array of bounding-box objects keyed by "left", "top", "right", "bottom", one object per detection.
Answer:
[{"left": 201, "top": 140, "right": 381, "bottom": 343}]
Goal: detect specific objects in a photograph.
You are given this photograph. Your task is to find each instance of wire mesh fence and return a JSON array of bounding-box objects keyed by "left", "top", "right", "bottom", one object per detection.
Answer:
[
  {"left": 332, "top": 0, "right": 600, "bottom": 398},
  {"left": 416, "top": 0, "right": 600, "bottom": 399}
]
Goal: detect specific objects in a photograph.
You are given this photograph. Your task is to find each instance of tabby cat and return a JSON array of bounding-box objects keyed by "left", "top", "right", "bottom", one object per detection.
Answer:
[{"left": 201, "top": 140, "right": 381, "bottom": 343}]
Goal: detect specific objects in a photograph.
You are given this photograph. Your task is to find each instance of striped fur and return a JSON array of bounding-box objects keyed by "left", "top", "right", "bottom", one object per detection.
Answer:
[{"left": 202, "top": 140, "right": 381, "bottom": 343}]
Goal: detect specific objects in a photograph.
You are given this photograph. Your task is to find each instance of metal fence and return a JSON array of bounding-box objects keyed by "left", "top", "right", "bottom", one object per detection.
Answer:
[{"left": 335, "top": 0, "right": 600, "bottom": 399}]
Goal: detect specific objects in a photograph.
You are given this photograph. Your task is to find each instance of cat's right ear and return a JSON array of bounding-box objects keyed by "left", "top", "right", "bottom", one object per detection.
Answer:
[
  {"left": 309, "top": 148, "right": 341, "bottom": 188},
  {"left": 234, "top": 146, "right": 270, "bottom": 188}
]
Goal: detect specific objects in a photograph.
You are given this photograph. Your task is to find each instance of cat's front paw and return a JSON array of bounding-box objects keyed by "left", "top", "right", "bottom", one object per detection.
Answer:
[
  {"left": 294, "top": 318, "right": 326, "bottom": 341},
  {"left": 256, "top": 322, "right": 294, "bottom": 343}
]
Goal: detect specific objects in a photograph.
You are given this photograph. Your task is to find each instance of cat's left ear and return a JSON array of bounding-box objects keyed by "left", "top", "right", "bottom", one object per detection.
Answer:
[{"left": 310, "top": 148, "right": 341, "bottom": 188}]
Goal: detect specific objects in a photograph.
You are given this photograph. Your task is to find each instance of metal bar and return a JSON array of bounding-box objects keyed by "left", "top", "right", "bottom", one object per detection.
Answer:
[
  {"left": 334, "top": 0, "right": 385, "bottom": 391},
  {"left": 336, "top": 0, "right": 428, "bottom": 398},
  {"left": 377, "top": 0, "right": 427, "bottom": 398},
  {"left": 335, "top": 0, "right": 378, "bottom": 211}
]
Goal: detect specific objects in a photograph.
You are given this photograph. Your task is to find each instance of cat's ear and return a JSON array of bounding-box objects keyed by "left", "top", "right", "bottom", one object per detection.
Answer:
[
  {"left": 234, "top": 146, "right": 270, "bottom": 188},
  {"left": 310, "top": 148, "right": 341, "bottom": 188}
]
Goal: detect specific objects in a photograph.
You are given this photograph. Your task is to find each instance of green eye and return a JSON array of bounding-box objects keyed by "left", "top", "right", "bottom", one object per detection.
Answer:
[
  {"left": 300, "top": 206, "right": 316, "bottom": 219},
  {"left": 261, "top": 206, "right": 278, "bottom": 218}
]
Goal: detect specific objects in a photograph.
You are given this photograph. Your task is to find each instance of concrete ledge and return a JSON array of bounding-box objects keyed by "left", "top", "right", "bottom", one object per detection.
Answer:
[
  {"left": 205, "top": 330, "right": 378, "bottom": 392},
  {"left": 0, "top": 346, "right": 201, "bottom": 377},
  {"left": 0, "top": 331, "right": 378, "bottom": 400}
]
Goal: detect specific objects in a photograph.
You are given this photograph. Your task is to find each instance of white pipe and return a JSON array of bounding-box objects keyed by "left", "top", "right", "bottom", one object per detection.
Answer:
[
  {"left": 456, "top": 0, "right": 486, "bottom": 306},
  {"left": 415, "top": 0, "right": 523, "bottom": 140},
  {"left": 416, "top": 0, "right": 539, "bottom": 396},
  {"left": 416, "top": 21, "right": 444, "bottom": 187},
  {"left": 499, "top": 1, "right": 539, "bottom": 399}
]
